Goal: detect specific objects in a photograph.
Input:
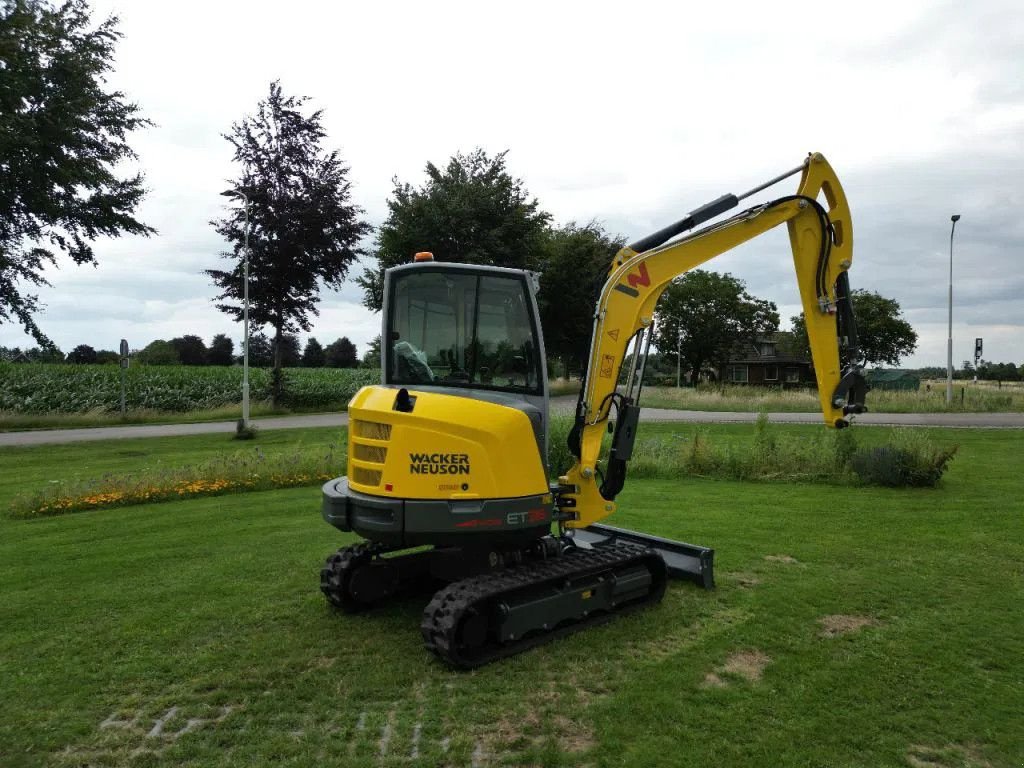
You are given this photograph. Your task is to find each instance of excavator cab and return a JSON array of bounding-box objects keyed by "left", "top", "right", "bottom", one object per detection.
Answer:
[{"left": 384, "top": 261, "right": 549, "bottom": 440}]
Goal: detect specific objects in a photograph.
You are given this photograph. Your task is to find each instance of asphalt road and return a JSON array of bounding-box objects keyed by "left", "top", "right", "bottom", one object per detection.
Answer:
[{"left": 2, "top": 397, "right": 1023, "bottom": 447}]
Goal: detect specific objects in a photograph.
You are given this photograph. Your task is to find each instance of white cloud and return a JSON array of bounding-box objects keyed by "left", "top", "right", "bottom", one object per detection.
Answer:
[{"left": 2, "top": 0, "right": 1022, "bottom": 368}]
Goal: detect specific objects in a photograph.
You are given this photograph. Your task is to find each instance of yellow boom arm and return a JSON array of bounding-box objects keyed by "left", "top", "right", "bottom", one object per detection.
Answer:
[{"left": 562, "top": 153, "right": 866, "bottom": 528}]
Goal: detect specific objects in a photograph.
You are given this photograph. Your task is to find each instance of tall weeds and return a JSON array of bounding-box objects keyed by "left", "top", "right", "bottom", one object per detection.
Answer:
[{"left": 546, "top": 412, "right": 955, "bottom": 487}]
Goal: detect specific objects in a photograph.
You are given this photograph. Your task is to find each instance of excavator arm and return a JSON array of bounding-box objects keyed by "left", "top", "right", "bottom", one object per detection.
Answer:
[{"left": 562, "top": 153, "right": 867, "bottom": 529}]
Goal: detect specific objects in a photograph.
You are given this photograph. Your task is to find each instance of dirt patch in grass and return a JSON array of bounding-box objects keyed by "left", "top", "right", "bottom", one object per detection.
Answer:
[
  {"left": 906, "top": 743, "right": 992, "bottom": 767},
  {"left": 701, "top": 649, "right": 771, "bottom": 688},
  {"left": 733, "top": 572, "right": 761, "bottom": 588},
  {"left": 553, "top": 715, "right": 596, "bottom": 754},
  {"left": 483, "top": 702, "right": 595, "bottom": 759},
  {"left": 764, "top": 554, "right": 799, "bottom": 564},
  {"left": 818, "top": 614, "right": 878, "bottom": 638}
]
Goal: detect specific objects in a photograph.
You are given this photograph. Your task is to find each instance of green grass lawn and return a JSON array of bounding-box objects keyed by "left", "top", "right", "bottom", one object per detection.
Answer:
[
  {"left": 0, "top": 401, "right": 351, "bottom": 432},
  {"left": 0, "top": 425, "right": 1021, "bottom": 766}
]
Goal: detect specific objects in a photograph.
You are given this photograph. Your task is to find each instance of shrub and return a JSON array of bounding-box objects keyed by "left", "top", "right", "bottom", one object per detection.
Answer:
[{"left": 850, "top": 429, "right": 957, "bottom": 487}]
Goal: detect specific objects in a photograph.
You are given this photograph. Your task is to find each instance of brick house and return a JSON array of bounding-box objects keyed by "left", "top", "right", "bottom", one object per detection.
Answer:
[{"left": 723, "top": 333, "right": 814, "bottom": 387}]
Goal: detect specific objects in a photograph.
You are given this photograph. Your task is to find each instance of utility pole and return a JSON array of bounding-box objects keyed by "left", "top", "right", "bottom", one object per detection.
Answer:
[{"left": 946, "top": 214, "right": 960, "bottom": 405}]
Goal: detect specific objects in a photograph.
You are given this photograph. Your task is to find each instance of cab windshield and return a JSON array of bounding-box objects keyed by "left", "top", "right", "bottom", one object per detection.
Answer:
[{"left": 386, "top": 270, "right": 541, "bottom": 394}]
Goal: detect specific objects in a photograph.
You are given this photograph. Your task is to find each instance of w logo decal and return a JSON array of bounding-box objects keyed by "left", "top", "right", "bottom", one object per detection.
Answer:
[{"left": 614, "top": 263, "right": 651, "bottom": 298}]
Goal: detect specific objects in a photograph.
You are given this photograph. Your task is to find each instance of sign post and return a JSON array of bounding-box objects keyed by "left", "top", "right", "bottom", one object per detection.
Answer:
[
  {"left": 974, "top": 338, "right": 983, "bottom": 384},
  {"left": 119, "top": 339, "right": 129, "bottom": 418}
]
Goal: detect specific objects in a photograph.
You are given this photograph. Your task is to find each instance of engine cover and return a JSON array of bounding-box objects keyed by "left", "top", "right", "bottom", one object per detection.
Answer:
[{"left": 345, "top": 385, "right": 548, "bottom": 502}]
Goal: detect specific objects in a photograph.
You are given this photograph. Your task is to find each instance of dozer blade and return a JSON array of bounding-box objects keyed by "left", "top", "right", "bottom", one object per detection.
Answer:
[{"left": 571, "top": 523, "right": 714, "bottom": 590}]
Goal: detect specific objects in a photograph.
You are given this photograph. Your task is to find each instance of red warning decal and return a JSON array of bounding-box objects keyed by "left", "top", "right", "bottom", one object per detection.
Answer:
[{"left": 627, "top": 263, "right": 651, "bottom": 289}]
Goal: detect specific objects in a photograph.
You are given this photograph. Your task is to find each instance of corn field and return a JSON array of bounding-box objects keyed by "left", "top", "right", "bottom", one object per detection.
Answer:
[{"left": 0, "top": 363, "right": 378, "bottom": 414}]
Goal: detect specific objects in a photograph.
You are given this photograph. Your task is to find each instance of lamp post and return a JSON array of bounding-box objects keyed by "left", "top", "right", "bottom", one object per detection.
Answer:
[
  {"left": 946, "top": 214, "right": 961, "bottom": 406},
  {"left": 221, "top": 189, "right": 251, "bottom": 428}
]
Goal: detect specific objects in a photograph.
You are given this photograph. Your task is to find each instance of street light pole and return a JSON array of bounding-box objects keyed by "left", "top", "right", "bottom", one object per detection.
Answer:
[
  {"left": 946, "top": 214, "right": 960, "bottom": 406},
  {"left": 221, "top": 189, "right": 251, "bottom": 428}
]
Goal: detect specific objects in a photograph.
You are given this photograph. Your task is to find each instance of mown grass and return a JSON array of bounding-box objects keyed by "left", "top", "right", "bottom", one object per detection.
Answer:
[
  {"left": 7, "top": 439, "right": 345, "bottom": 519},
  {"left": 639, "top": 381, "right": 1024, "bottom": 413},
  {"left": 0, "top": 400, "right": 353, "bottom": 432},
  {"left": 0, "top": 424, "right": 1021, "bottom": 766}
]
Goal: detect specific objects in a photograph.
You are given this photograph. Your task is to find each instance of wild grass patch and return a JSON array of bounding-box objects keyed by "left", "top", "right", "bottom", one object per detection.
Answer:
[
  {"left": 548, "top": 412, "right": 956, "bottom": 487},
  {"left": 7, "top": 443, "right": 344, "bottom": 519}
]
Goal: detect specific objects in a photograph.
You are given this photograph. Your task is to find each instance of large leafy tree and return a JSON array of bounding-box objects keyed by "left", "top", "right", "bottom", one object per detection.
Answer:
[
  {"left": 135, "top": 339, "right": 178, "bottom": 365},
  {"left": 278, "top": 333, "right": 301, "bottom": 367},
  {"left": 207, "top": 333, "right": 234, "bottom": 366},
  {"left": 170, "top": 335, "right": 207, "bottom": 366},
  {"left": 790, "top": 289, "right": 917, "bottom": 367},
  {"left": 360, "top": 335, "right": 381, "bottom": 369},
  {"left": 536, "top": 222, "right": 624, "bottom": 378},
  {"left": 324, "top": 336, "right": 357, "bottom": 368},
  {"left": 357, "top": 149, "right": 550, "bottom": 311},
  {"left": 654, "top": 270, "right": 779, "bottom": 384},
  {"left": 246, "top": 332, "right": 273, "bottom": 367},
  {"left": 0, "top": 0, "right": 154, "bottom": 346},
  {"left": 66, "top": 343, "right": 97, "bottom": 364},
  {"left": 208, "top": 81, "right": 370, "bottom": 404},
  {"left": 301, "top": 337, "right": 325, "bottom": 367}
]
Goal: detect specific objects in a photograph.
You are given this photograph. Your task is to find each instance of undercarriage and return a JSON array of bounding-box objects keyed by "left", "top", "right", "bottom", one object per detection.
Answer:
[{"left": 321, "top": 536, "right": 668, "bottom": 668}]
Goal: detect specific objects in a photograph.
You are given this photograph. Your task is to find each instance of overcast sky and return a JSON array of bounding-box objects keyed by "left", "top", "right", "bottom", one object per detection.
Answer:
[{"left": 3, "top": 0, "right": 1022, "bottom": 367}]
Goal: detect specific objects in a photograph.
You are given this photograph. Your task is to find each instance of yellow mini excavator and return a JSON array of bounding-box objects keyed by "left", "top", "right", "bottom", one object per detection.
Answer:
[{"left": 319, "top": 153, "right": 867, "bottom": 668}]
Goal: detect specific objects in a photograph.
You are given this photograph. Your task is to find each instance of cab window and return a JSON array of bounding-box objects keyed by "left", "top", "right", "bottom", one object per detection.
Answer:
[{"left": 387, "top": 270, "right": 541, "bottom": 394}]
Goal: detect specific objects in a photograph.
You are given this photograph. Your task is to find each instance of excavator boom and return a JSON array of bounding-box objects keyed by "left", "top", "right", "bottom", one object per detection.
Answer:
[{"left": 562, "top": 153, "right": 867, "bottom": 530}]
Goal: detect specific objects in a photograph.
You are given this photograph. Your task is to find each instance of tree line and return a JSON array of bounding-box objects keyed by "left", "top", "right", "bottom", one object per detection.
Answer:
[
  {"left": 0, "top": 334, "right": 376, "bottom": 368},
  {"left": 2, "top": 0, "right": 925, "bottom": 403}
]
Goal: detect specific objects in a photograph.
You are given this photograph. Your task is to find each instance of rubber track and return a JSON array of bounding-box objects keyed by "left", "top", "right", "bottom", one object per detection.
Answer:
[
  {"left": 320, "top": 543, "right": 373, "bottom": 612},
  {"left": 421, "top": 543, "right": 666, "bottom": 668}
]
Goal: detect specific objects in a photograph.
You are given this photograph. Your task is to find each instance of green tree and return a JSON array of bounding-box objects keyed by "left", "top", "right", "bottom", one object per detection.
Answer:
[
  {"left": 66, "top": 344, "right": 97, "bottom": 364},
  {"left": 0, "top": 0, "right": 154, "bottom": 347},
  {"left": 357, "top": 149, "right": 550, "bottom": 310},
  {"left": 170, "top": 335, "right": 208, "bottom": 366},
  {"left": 94, "top": 349, "right": 118, "bottom": 364},
  {"left": 361, "top": 335, "right": 381, "bottom": 370},
  {"left": 654, "top": 270, "right": 779, "bottom": 384},
  {"left": 277, "top": 333, "right": 302, "bottom": 368},
  {"left": 207, "top": 334, "right": 234, "bottom": 366},
  {"left": 325, "top": 336, "right": 358, "bottom": 368},
  {"left": 0, "top": 345, "right": 64, "bottom": 362},
  {"left": 536, "top": 222, "right": 624, "bottom": 377},
  {"left": 207, "top": 81, "right": 370, "bottom": 405},
  {"left": 246, "top": 332, "right": 273, "bottom": 368},
  {"left": 301, "top": 337, "right": 325, "bottom": 367},
  {"left": 136, "top": 340, "right": 178, "bottom": 365},
  {"left": 790, "top": 289, "right": 917, "bottom": 367}
]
